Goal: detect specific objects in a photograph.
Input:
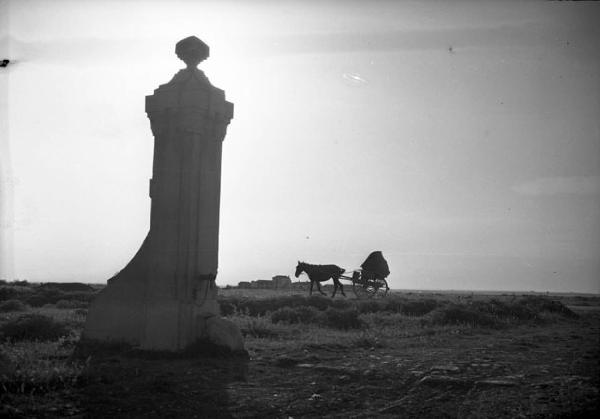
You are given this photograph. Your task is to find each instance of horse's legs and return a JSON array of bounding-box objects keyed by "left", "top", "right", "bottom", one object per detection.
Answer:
[
  {"left": 309, "top": 280, "right": 314, "bottom": 296},
  {"left": 331, "top": 280, "right": 338, "bottom": 298},
  {"left": 315, "top": 281, "right": 326, "bottom": 296},
  {"left": 334, "top": 277, "right": 346, "bottom": 297}
]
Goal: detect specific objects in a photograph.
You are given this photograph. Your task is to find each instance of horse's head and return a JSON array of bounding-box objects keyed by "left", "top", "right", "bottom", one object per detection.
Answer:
[{"left": 294, "top": 261, "right": 305, "bottom": 278}]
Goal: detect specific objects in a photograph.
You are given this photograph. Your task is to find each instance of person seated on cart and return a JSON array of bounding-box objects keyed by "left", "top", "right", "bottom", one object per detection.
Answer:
[{"left": 360, "top": 251, "right": 390, "bottom": 280}]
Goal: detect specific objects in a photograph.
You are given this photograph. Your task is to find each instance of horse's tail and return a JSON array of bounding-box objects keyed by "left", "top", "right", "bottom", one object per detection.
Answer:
[{"left": 338, "top": 266, "right": 345, "bottom": 275}]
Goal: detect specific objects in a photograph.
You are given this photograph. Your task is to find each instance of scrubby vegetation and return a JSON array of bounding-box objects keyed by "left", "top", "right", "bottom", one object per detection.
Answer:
[
  {"left": 0, "top": 299, "right": 30, "bottom": 313},
  {"left": 0, "top": 281, "right": 596, "bottom": 418},
  {"left": 271, "top": 305, "right": 323, "bottom": 325},
  {"left": 425, "top": 303, "right": 500, "bottom": 327},
  {"left": 218, "top": 294, "right": 443, "bottom": 317},
  {"left": 55, "top": 299, "right": 89, "bottom": 309},
  {"left": 218, "top": 293, "right": 577, "bottom": 332},
  {"left": 0, "top": 282, "right": 97, "bottom": 308},
  {"left": 421, "top": 296, "right": 579, "bottom": 328},
  {"left": 270, "top": 305, "right": 364, "bottom": 330},
  {"left": 0, "top": 283, "right": 90, "bottom": 414},
  {"left": 0, "top": 314, "right": 71, "bottom": 342}
]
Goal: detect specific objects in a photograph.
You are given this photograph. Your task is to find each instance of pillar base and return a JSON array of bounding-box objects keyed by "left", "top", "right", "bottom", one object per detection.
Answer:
[{"left": 83, "top": 260, "right": 244, "bottom": 352}]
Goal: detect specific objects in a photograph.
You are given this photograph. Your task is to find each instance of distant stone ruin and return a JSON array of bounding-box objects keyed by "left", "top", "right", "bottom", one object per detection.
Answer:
[
  {"left": 272, "top": 275, "right": 292, "bottom": 289},
  {"left": 237, "top": 275, "right": 292, "bottom": 290}
]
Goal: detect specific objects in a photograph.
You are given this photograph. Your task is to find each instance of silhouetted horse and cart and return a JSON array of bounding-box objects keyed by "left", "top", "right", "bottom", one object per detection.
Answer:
[{"left": 295, "top": 251, "right": 390, "bottom": 299}]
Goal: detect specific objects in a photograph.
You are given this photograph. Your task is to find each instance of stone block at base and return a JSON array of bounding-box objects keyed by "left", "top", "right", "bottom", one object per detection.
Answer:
[{"left": 205, "top": 317, "right": 245, "bottom": 352}]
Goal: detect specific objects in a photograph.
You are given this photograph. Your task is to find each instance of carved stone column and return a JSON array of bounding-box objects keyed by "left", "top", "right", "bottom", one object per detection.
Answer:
[{"left": 83, "top": 36, "right": 243, "bottom": 352}]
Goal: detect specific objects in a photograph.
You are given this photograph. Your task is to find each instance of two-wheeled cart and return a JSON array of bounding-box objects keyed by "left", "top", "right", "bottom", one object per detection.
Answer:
[{"left": 340, "top": 251, "right": 390, "bottom": 299}]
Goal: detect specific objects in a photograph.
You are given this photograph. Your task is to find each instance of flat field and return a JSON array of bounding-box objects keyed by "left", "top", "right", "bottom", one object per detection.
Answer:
[{"left": 0, "top": 283, "right": 598, "bottom": 418}]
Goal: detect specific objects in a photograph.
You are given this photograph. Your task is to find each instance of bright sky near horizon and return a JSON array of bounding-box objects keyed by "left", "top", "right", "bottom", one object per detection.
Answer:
[{"left": 1, "top": 0, "right": 599, "bottom": 293}]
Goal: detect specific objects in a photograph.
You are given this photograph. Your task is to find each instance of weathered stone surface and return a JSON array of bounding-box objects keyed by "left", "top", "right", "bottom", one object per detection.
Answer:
[{"left": 83, "top": 36, "right": 242, "bottom": 352}]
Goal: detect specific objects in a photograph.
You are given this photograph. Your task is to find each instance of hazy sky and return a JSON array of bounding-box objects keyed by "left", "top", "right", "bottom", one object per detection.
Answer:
[{"left": 1, "top": 0, "right": 599, "bottom": 292}]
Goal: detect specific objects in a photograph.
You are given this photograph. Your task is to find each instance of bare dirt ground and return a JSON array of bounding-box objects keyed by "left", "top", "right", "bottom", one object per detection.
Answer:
[
  {"left": 1, "top": 291, "right": 599, "bottom": 418},
  {"left": 76, "top": 313, "right": 598, "bottom": 418}
]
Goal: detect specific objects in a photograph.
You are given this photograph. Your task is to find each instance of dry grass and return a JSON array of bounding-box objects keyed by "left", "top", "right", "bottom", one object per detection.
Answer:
[
  {"left": 0, "top": 300, "right": 30, "bottom": 313},
  {"left": 0, "top": 282, "right": 596, "bottom": 418}
]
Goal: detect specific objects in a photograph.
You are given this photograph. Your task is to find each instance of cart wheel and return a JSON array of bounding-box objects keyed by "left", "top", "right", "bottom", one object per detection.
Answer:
[
  {"left": 374, "top": 278, "right": 390, "bottom": 298},
  {"left": 353, "top": 281, "right": 372, "bottom": 299},
  {"left": 351, "top": 271, "right": 368, "bottom": 299},
  {"left": 353, "top": 278, "right": 389, "bottom": 299},
  {"left": 352, "top": 279, "right": 377, "bottom": 299}
]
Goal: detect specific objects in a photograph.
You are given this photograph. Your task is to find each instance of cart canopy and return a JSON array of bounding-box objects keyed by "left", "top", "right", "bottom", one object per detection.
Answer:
[{"left": 360, "top": 251, "right": 390, "bottom": 278}]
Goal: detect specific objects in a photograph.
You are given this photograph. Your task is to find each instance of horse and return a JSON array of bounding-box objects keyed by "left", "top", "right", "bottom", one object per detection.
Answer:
[{"left": 294, "top": 261, "right": 346, "bottom": 298}]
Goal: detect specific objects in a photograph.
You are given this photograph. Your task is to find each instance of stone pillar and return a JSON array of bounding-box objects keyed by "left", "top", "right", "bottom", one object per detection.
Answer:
[{"left": 83, "top": 36, "right": 243, "bottom": 352}]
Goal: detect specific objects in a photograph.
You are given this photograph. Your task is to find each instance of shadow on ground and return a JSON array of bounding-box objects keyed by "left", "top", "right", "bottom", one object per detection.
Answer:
[{"left": 77, "top": 349, "right": 249, "bottom": 418}]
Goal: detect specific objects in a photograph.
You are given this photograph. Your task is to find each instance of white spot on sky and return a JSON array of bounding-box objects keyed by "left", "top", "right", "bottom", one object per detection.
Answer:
[{"left": 342, "top": 72, "right": 368, "bottom": 85}]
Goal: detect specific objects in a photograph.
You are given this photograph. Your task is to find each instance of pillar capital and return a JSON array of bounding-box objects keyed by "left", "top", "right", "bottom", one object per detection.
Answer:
[
  {"left": 145, "top": 37, "right": 233, "bottom": 128},
  {"left": 175, "top": 36, "right": 209, "bottom": 69}
]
